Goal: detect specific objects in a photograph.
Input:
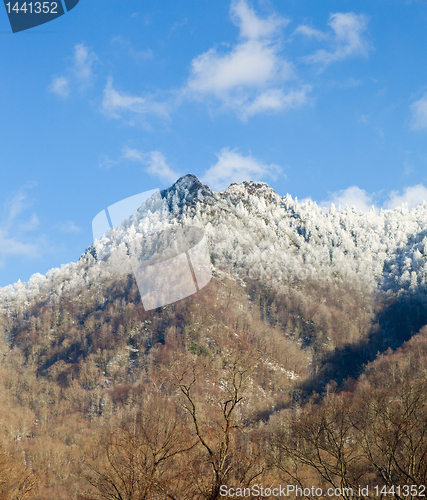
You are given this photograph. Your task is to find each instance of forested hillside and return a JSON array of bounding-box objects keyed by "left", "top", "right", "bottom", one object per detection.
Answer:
[{"left": 1, "top": 175, "right": 427, "bottom": 499}]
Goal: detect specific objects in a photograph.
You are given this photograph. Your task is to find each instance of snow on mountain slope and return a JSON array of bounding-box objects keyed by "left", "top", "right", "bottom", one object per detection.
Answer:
[{"left": 2, "top": 174, "right": 427, "bottom": 314}]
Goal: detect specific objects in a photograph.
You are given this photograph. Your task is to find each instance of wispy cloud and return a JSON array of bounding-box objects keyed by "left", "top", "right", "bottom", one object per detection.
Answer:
[
  {"left": 102, "top": 78, "right": 169, "bottom": 122},
  {"left": 0, "top": 229, "right": 39, "bottom": 257},
  {"left": 111, "top": 36, "right": 153, "bottom": 61},
  {"left": 240, "top": 86, "right": 312, "bottom": 120},
  {"left": 293, "top": 24, "right": 327, "bottom": 40},
  {"left": 72, "top": 43, "right": 98, "bottom": 87},
  {"left": 122, "top": 147, "right": 181, "bottom": 183},
  {"left": 410, "top": 93, "right": 427, "bottom": 130},
  {"left": 230, "top": 0, "right": 288, "bottom": 39},
  {"left": 19, "top": 213, "right": 40, "bottom": 232},
  {"left": 0, "top": 184, "right": 41, "bottom": 259},
  {"left": 98, "top": 154, "right": 120, "bottom": 170},
  {"left": 6, "top": 188, "right": 32, "bottom": 223},
  {"left": 49, "top": 43, "right": 98, "bottom": 98},
  {"left": 106, "top": 146, "right": 279, "bottom": 188},
  {"left": 184, "top": 0, "right": 310, "bottom": 120},
  {"left": 56, "top": 221, "right": 81, "bottom": 234},
  {"left": 48, "top": 76, "right": 70, "bottom": 98},
  {"left": 202, "top": 147, "right": 281, "bottom": 191},
  {"left": 299, "top": 12, "right": 370, "bottom": 67},
  {"left": 170, "top": 18, "right": 188, "bottom": 35}
]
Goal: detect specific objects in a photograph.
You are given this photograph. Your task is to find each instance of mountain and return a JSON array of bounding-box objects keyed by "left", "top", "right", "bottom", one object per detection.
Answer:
[
  {"left": 1, "top": 174, "right": 427, "bottom": 499},
  {"left": 2, "top": 174, "right": 427, "bottom": 318}
]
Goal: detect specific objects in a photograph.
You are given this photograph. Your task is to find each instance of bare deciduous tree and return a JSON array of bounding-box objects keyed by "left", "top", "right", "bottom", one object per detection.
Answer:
[
  {"left": 0, "top": 441, "right": 37, "bottom": 500},
  {"left": 171, "top": 354, "right": 265, "bottom": 500},
  {"left": 271, "top": 390, "right": 367, "bottom": 500},
  {"left": 82, "top": 395, "right": 197, "bottom": 500}
]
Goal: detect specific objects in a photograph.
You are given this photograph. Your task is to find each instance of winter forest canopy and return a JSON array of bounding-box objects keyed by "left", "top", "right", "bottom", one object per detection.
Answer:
[{"left": 2, "top": 174, "right": 427, "bottom": 314}]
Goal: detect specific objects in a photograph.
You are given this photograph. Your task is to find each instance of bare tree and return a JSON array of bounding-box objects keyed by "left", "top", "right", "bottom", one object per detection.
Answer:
[
  {"left": 0, "top": 441, "right": 37, "bottom": 500},
  {"left": 82, "top": 395, "right": 197, "bottom": 500},
  {"left": 171, "top": 355, "right": 265, "bottom": 500},
  {"left": 353, "top": 357, "right": 427, "bottom": 500},
  {"left": 271, "top": 390, "right": 367, "bottom": 500}
]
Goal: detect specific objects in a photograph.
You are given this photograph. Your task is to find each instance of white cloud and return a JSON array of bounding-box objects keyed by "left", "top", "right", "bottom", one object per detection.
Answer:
[
  {"left": 301, "top": 12, "right": 370, "bottom": 66},
  {"left": 102, "top": 78, "right": 169, "bottom": 121},
  {"left": 241, "top": 86, "right": 312, "bottom": 119},
  {"left": 202, "top": 148, "right": 281, "bottom": 191},
  {"left": 185, "top": 0, "right": 309, "bottom": 119},
  {"left": 144, "top": 151, "right": 181, "bottom": 183},
  {"left": 49, "top": 43, "right": 97, "bottom": 97},
  {"left": 384, "top": 185, "right": 427, "bottom": 210},
  {"left": 293, "top": 25, "right": 327, "bottom": 40},
  {"left": 49, "top": 76, "right": 70, "bottom": 98},
  {"left": 121, "top": 147, "right": 144, "bottom": 162},
  {"left": 72, "top": 43, "right": 98, "bottom": 87},
  {"left": 122, "top": 148, "right": 181, "bottom": 183},
  {"left": 6, "top": 190, "right": 30, "bottom": 223},
  {"left": 321, "top": 186, "right": 375, "bottom": 212},
  {"left": 188, "top": 40, "right": 293, "bottom": 95},
  {"left": 0, "top": 185, "right": 41, "bottom": 259},
  {"left": 0, "top": 229, "right": 38, "bottom": 257},
  {"left": 320, "top": 184, "right": 427, "bottom": 213},
  {"left": 410, "top": 93, "right": 427, "bottom": 130},
  {"left": 230, "top": 0, "right": 288, "bottom": 39}
]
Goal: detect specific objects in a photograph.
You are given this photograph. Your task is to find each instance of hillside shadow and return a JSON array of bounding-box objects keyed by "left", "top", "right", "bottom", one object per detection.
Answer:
[{"left": 294, "top": 286, "right": 427, "bottom": 403}]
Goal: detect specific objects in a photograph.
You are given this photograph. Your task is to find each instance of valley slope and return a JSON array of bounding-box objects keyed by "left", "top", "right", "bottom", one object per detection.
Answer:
[{"left": 1, "top": 175, "right": 427, "bottom": 499}]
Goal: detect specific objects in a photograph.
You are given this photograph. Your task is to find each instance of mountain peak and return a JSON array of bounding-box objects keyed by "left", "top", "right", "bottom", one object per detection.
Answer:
[
  {"left": 160, "top": 174, "right": 213, "bottom": 210},
  {"left": 163, "top": 174, "right": 212, "bottom": 197},
  {"left": 221, "top": 180, "right": 280, "bottom": 204}
]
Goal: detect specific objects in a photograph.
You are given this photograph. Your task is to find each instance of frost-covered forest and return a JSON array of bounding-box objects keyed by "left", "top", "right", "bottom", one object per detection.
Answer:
[
  {"left": 3, "top": 174, "right": 427, "bottom": 313},
  {"left": 1, "top": 175, "right": 427, "bottom": 499}
]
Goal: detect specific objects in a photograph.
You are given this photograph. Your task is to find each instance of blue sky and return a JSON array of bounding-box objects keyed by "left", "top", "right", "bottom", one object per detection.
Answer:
[{"left": 1, "top": 0, "right": 427, "bottom": 287}]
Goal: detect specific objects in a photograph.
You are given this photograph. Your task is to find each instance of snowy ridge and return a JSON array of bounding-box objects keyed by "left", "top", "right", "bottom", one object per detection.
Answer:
[{"left": 2, "top": 174, "right": 427, "bottom": 314}]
